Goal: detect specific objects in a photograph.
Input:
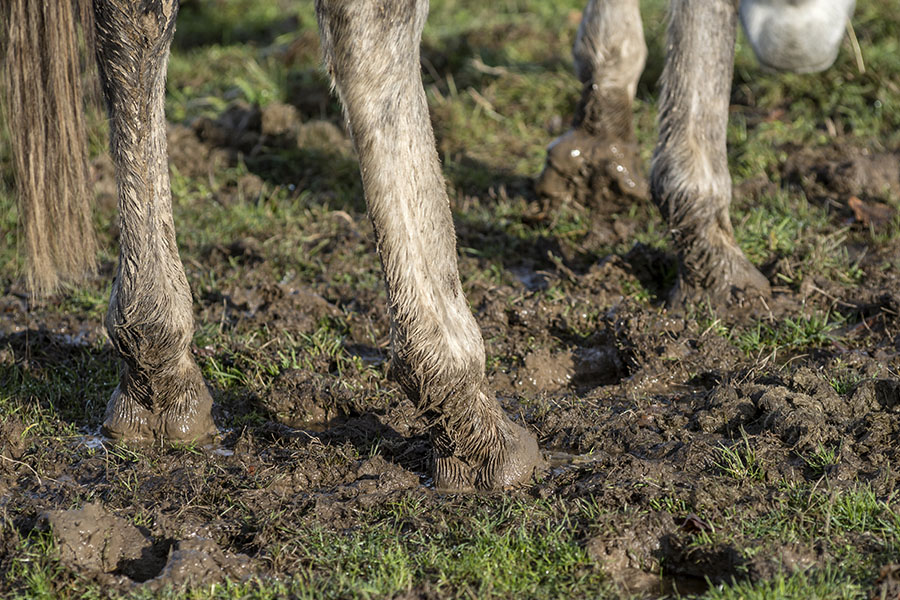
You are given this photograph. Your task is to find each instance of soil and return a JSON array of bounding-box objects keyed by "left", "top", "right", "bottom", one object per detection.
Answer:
[{"left": 1, "top": 99, "right": 899, "bottom": 598}]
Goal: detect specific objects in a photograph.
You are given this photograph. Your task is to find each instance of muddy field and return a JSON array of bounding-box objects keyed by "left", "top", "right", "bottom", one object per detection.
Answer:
[{"left": 2, "top": 1, "right": 900, "bottom": 598}]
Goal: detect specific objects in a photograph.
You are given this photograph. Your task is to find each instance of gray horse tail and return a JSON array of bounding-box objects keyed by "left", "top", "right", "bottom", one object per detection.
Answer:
[{"left": 2, "top": 0, "right": 98, "bottom": 296}]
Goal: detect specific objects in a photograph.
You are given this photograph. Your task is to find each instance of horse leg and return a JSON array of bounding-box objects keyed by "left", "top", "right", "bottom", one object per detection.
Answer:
[
  {"left": 650, "top": 0, "right": 771, "bottom": 307},
  {"left": 315, "top": 0, "right": 543, "bottom": 491},
  {"left": 536, "top": 0, "right": 648, "bottom": 209},
  {"left": 94, "top": 0, "right": 216, "bottom": 442}
]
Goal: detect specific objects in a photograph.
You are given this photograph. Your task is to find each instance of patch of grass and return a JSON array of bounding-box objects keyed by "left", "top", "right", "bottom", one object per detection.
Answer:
[
  {"left": 735, "top": 311, "right": 845, "bottom": 357},
  {"left": 799, "top": 444, "right": 841, "bottom": 476},
  {"left": 279, "top": 498, "right": 608, "bottom": 599},
  {"left": 4, "top": 530, "right": 63, "bottom": 600},
  {"left": 111, "top": 497, "right": 611, "bottom": 600},
  {"left": 705, "top": 567, "right": 865, "bottom": 600},
  {"left": 0, "top": 341, "right": 116, "bottom": 435},
  {"left": 715, "top": 428, "right": 765, "bottom": 482},
  {"left": 738, "top": 482, "right": 900, "bottom": 581},
  {"left": 829, "top": 370, "right": 864, "bottom": 396},
  {"left": 649, "top": 494, "right": 690, "bottom": 515}
]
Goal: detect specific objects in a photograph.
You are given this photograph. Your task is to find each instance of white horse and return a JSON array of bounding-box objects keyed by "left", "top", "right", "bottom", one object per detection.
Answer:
[{"left": 2, "top": 0, "right": 854, "bottom": 491}]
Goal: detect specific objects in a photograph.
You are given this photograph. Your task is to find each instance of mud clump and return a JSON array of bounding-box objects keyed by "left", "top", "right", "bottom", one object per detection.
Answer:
[
  {"left": 783, "top": 145, "right": 900, "bottom": 201},
  {"left": 0, "top": 418, "right": 26, "bottom": 462},
  {"left": 260, "top": 102, "right": 301, "bottom": 138},
  {"left": 585, "top": 511, "right": 676, "bottom": 575},
  {"left": 144, "top": 537, "right": 252, "bottom": 592},
  {"left": 517, "top": 348, "right": 574, "bottom": 393},
  {"left": 0, "top": 418, "right": 26, "bottom": 495},
  {"left": 41, "top": 504, "right": 252, "bottom": 590},
  {"left": 41, "top": 503, "right": 157, "bottom": 577}
]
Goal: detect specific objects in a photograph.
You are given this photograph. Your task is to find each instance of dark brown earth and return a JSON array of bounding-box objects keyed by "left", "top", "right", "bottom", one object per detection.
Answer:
[{"left": 1, "top": 99, "right": 899, "bottom": 598}]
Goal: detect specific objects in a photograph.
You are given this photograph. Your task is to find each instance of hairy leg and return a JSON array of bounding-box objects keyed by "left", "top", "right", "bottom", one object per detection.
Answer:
[
  {"left": 536, "top": 0, "right": 648, "bottom": 209},
  {"left": 650, "top": 0, "right": 770, "bottom": 307},
  {"left": 315, "top": 0, "right": 543, "bottom": 491},
  {"left": 95, "top": 0, "right": 215, "bottom": 442}
]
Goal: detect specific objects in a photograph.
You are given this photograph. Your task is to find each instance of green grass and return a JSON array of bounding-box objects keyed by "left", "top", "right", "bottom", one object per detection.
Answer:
[
  {"left": 799, "top": 444, "right": 842, "bottom": 476},
  {"left": 715, "top": 428, "right": 765, "bottom": 482},
  {"left": 735, "top": 312, "right": 845, "bottom": 357},
  {"left": 704, "top": 568, "right": 865, "bottom": 600},
  {"left": 9, "top": 482, "right": 898, "bottom": 599}
]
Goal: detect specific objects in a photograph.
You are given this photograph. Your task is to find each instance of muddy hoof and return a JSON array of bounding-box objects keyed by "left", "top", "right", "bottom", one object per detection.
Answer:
[
  {"left": 102, "top": 359, "right": 216, "bottom": 443},
  {"left": 536, "top": 127, "right": 647, "bottom": 211},
  {"left": 433, "top": 411, "right": 545, "bottom": 493},
  {"left": 670, "top": 240, "right": 771, "bottom": 308}
]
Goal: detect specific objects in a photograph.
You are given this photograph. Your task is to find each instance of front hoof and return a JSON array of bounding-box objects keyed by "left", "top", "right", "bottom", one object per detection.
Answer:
[
  {"left": 102, "top": 379, "right": 216, "bottom": 444},
  {"left": 101, "top": 385, "right": 155, "bottom": 442},
  {"left": 433, "top": 416, "right": 545, "bottom": 493},
  {"left": 670, "top": 241, "right": 771, "bottom": 309}
]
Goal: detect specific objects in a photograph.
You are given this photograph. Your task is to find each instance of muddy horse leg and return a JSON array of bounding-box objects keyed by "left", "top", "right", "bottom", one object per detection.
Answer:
[
  {"left": 95, "top": 0, "right": 215, "bottom": 442},
  {"left": 650, "top": 0, "right": 770, "bottom": 306},
  {"left": 536, "top": 0, "right": 648, "bottom": 208},
  {"left": 315, "top": 0, "right": 543, "bottom": 491}
]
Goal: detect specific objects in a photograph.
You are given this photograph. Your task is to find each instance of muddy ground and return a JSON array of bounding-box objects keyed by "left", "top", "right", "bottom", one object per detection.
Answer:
[{"left": 2, "top": 3, "right": 900, "bottom": 599}]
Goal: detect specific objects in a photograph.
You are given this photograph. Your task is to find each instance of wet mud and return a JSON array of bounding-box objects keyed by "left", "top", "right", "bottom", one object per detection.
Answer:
[{"left": 1, "top": 100, "right": 899, "bottom": 597}]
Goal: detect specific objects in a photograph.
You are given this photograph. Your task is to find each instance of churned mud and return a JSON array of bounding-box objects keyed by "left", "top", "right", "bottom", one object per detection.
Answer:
[{"left": 2, "top": 79, "right": 900, "bottom": 597}]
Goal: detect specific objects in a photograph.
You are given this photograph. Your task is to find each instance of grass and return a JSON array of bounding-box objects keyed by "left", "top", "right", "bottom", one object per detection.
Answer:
[
  {"left": 715, "top": 428, "right": 765, "bottom": 482},
  {"left": 704, "top": 568, "right": 865, "bottom": 600},
  {"left": 800, "top": 444, "right": 842, "bottom": 475},
  {"left": 8, "top": 480, "right": 899, "bottom": 599},
  {"left": 735, "top": 312, "right": 845, "bottom": 357}
]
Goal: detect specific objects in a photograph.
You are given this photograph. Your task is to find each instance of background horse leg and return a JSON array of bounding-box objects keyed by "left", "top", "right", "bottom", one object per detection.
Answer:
[
  {"left": 536, "top": 0, "right": 648, "bottom": 209},
  {"left": 315, "top": 0, "right": 543, "bottom": 491},
  {"left": 650, "top": 0, "right": 771, "bottom": 307},
  {"left": 95, "top": 0, "right": 215, "bottom": 442}
]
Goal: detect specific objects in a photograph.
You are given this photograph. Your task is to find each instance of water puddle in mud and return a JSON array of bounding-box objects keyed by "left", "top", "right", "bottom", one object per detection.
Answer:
[
  {"left": 510, "top": 266, "right": 550, "bottom": 291},
  {"left": 544, "top": 450, "right": 604, "bottom": 472},
  {"left": 73, "top": 428, "right": 106, "bottom": 451},
  {"left": 71, "top": 429, "right": 239, "bottom": 456},
  {"left": 80, "top": 435, "right": 105, "bottom": 450}
]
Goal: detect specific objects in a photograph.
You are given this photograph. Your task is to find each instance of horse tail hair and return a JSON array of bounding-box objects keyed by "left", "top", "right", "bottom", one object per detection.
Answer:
[{"left": 2, "top": 0, "right": 98, "bottom": 296}]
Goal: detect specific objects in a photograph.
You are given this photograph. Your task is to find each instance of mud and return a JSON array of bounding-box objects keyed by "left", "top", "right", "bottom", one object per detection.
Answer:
[
  {"left": 536, "top": 84, "right": 649, "bottom": 213},
  {"left": 38, "top": 503, "right": 251, "bottom": 590},
  {"left": 2, "top": 86, "right": 900, "bottom": 597}
]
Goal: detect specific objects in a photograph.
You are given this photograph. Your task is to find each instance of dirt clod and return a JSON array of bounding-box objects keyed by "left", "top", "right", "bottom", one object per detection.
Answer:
[{"left": 41, "top": 504, "right": 153, "bottom": 576}]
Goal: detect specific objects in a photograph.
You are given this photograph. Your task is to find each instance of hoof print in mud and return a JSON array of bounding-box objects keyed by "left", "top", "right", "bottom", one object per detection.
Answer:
[{"left": 41, "top": 504, "right": 155, "bottom": 577}]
